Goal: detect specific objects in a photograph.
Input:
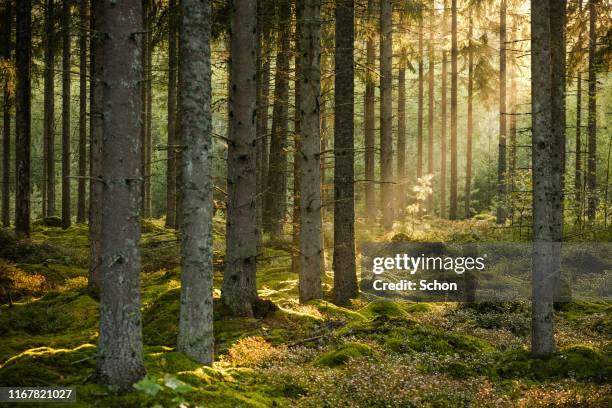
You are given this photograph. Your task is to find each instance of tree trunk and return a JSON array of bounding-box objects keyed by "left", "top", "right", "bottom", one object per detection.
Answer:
[
  {"left": 177, "top": 0, "right": 214, "bottom": 363},
  {"left": 95, "top": 0, "right": 146, "bottom": 389},
  {"left": 586, "top": 0, "right": 597, "bottom": 220},
  {"left": 396, "top": 62, "right": 406, "bottom": 214},
  {"left": 333, "top": 0, "right": 356, "bottom": 305},
  {"left": 465, "top": 13, "right": 473, "bottom": 218},
  {"left": 417, "top": 14, "right": 424, "bottom": 180},
  {"left": 379, "top": 0, "right": 393, "bottom": 228},
  {"left": 15, "top": 0, "right": 31, "bottom": 237},
  {"left": 575, "top": 71, "right": 582, "bottom": 221},
  {"left": 61, "top": 0, "right": 71, "bottom": 229},
  {"left": 530, "top": 0, "right": 556, "bottom": 357},
  {"left": 44, "top": 0, "right": 56, "bottom": 218},
  {"left": 449, "top": 0, "right": 458, "bottom": 219},
  {"left": 263, "top": 0, "right": 291, "bottom": 236},
  {"left": 440, "top": 49, "right": 447, "bottom": 218},
  {"left": 364, "top": 0, "right": 376, "bottom": 221},
  {"left": 222, "top": 0, "right": 259, "bottom": 316},
  {"left": 165, "top": 0, "right": 178, "bottom": 229},
  {"left": 297, "top": 0, "right": 323, "bottom": 302},
  {"left": 88, "top": 0, "right": 103, "bottom": 293},
  {"left": 427, "top": 3, "right": 434, "bottom": 213},
  {"left": 1, "top": 2, "right": 10, "bottom": 228},
  {"left": 497, "top": 0, "right": 507, "bottom": 224},
  {"left": 145, "top": 10, "right": 152, "bottom": 219},
  {"left": 77, "top": 0, "right": 87, "bottom": 223},
  {"left": 509, "top": 73, "right": 517, "bottom": 217},
  {"left": 292, "top": 12, "right": 301, "bottom": 278},
  {"left": 140, "top": 0, "right": 150, "bottom": 219}
]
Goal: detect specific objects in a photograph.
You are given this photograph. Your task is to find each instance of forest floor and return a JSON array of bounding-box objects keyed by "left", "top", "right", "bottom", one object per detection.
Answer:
[{"left": 0, "top": 217, "right": 610, "bottom": 407}]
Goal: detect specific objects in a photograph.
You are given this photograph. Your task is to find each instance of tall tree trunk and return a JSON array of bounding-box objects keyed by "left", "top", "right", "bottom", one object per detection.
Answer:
[
  {"left": 140, "top": 0, "right": 150, "bottom": 219},
  {"left": 88, "top": 0, "right": 103, "bottom": 292},
  {"left": 440, "top": 49, "right": 447, "bottom": 218},
  {"left": 297, "top": 0, "right": 323, "bottom": 302},
  {"left": 44, "top": 0, "right": 56, "bottom": 218},
  {"left": 333, "top": 0, "right": 356, "bottom": 305},
  {"left": 509, "top": 73, "right": 517, "bottom": 217},
  {"left": 427, "top": 3, "right": 434, "bottom": 213},
  {"left": 497, "top": 0, "right": 507, "bottom": 224},
  {"left": 465, "top": 13, "right": 473, "bottom": 218},
  {"left": 223, "top": 0, "right": 259, "bottom": 316},
  {"left": 15, "top": 0, "right": 31, "bottom": 237},
  {"left": 1, "top": 2, "right": 10, "bottom": 228},
  {"left": 292, "top": 12, "right": 301, "bottom": 278},
  {"left": 61, "top": 0, "right": 71, "bottom": 229},
  {"left": 95, "top": 0, "right": 146, "bottom": 389},
  {"left": 263, "top": 0, "right": 291, "bottom": 236},
  {"left": 77, "top": 0, "right": 87, "bottom": 223},
  {"left": 575, "top": 71, "right": 582, "bottom": 221},
  {"left": 586, "top": 0, "right": 597, "bottom": 220},
  {"left": 530, "top": 0, "right": 556, "bottom": 357},
  {"left": 449, "top": 0, "right": 458, "bottom": 219},
  {"left": 145, "top": 9, "right": 152, "bottom": 219},
  {"left": 364, "top": 0, "right": 376, "bottom": 221},
  {"left": 417, "top": 15, "right": 424, "bottom": 180},
  {"left": 177, "top": 0, "right": 214, "bottom": 363},
  {"left": 396, "top": 61, "right": 406, "bottom": 214},
  {"left": 165, "top": 0, "right": 178, "bottom": 228},
  {"left": 379, "top": 0, "right": 393, "bottom": 228}
]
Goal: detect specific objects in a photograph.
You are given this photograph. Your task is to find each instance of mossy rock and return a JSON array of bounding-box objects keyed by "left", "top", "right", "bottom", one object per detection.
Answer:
[
  {"left": 495, "top": 346, "right": 611, "bottom": 383},
  {"left": 314, "top": 342, "right": 373, "bottom": 367}
]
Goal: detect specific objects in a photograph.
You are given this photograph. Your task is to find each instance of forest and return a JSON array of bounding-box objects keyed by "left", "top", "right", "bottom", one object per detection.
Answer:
[{"left": 0, "top": 0, "right": 610, "bottom": 406}]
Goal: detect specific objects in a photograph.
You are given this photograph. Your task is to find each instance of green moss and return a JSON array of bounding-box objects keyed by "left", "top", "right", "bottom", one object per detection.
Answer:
[
  {"left": 404, "top": 303, "right": 432, "bottom": 313},
  {"left": 557, "top": 301, "right": 611, "bottom": 320},
  {"left": 142, "top": 288, "right": 181, "bottom": 346},
  {"left": 495, "top": 346, "right": 611, "bottom": 382},
  {"left": 359, "top": 301, "right": 408, "bottom": 319},
  {"left": 308, "top": 299, "right": 366, "bottom": 322},
  {"left": 314, "top": 342, "right": 374, "bottom": 367}
]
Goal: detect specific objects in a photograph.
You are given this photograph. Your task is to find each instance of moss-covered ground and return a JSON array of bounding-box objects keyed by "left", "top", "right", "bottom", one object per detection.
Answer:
[{"left": 0, "top": 218, "right": 609, "bottom": 407}]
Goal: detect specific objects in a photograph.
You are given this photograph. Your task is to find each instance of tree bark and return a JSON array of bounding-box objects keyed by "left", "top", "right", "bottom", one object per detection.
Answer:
[
  {"left": 15, "top": 0, "right": 31, "bottom": 237},
  {"left": 297, "top": 0, "right": 323, "bottom": 302},
  {"left": 364, "top": 0, "right": 376, "bottom": 221},
  {"left": 88, "top": 0, "right": 103, "bottom": 293},
  {"left": 222, "top": 0, "right": 259, "bottom": 316},
  {"left": 465, "top": 13, "right": 473, "bottom": 218},
  {"left": 165, "top": 0, "right": 178, "bottom": 229},
  {"left": 61, "top": 0, "right": 71, "bottom": 229},
  {"left": 440, "top": 49, "right": 447, "bottom": 218},
  {"left": 292, "top": 12, "right": 301, "bottom": 278},
  {"left": 379, "top": 0, "right": 393, "bottom": 228},
  {"left": 396, "top": 62, "right": 406, "bottom": 214},
  {"left": 333, "top": 0, "right": 357, "bottom": 305},
  {"left": 530, "top": 0, "right": 556, "bottom": 357},
  {"left": 177, "top": 0, "right": 214, "bottom": 363},
  {"left": 95, "top": 0, "right": 146, "bottom": 389},
  {"left": 449, "top": 0, "right": 458, "bottom": 219},
  {"left": 417, "top": 14, "right": 424, "bottom": 180},
  {"left": 427, "top": 3, "right": 434, "bottom": 213},
  {"left": 44, "top": 0, "right": 56, "bottom": 218},
  {"left": 586, "top": 0, "right": 597, "bottom": 220},
  {"left": 140, "top": 0, "right": 151, "bottom": 219},
  {"left": 77, "top": 0, "right": 87, "bottom": 223},
  {"left": 497, "top": 0, "right": 507, "bottom": 224},
  {"left": 263, "top": 0, "right": 291, "bottom": 236},
  {"left": 1, "top": 2, "right": 10, "bottom": 228}
]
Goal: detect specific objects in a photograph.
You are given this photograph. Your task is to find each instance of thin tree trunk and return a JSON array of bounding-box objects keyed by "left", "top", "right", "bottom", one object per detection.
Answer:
[
  {"left": 1, "top": 2, "right": 10, "bottom": 228},
  {"left": 140, "top": 0, "right": 150, "bottom": 219},
  {"left": 44, "top": 0, "right": 56, "bottom": 218},
  {"left": 88, "top": 0, "right": 102, "bottom": 293},
  {"left": 77, "top": 0, "right": 87, "bottom": 223},
  {"left": 449, "top": 0, "right": 458, "bottom": 219},
  {"left": 465, "top": 13, "right": 473, "bottom": 218},
  {"left": 145, "top": 11, "right": 152, "bottom": 219},
  {"left": 509, "top": 73, "right": 517, "bottom": 217},
  {"left": 297, "top": 0, "right": 323, "bottom": 302},
  {"left": 417, "top": 14, "right": 424, "bottom": 180},
  {"left": 61, "top": 0, "right": 71, "bottom": 229},
  {"left": 333, "top": 0, "right": 356, "bottom": 305},
  {"left": 263, "top": 0, "right": 291, "bottom": 236},
  {"left": 165, "top": 0, "right": 178, "bottom": 229},
  {"left": 575, "top": 71, "right": 582, "bottom": 221},
  {"left": 530, "top": 0, "right": 556, "bottom": 357},
  {"left": 15, "top": 0, "right": 31, "bottom": 237},
  {"left": 177, "top": 0, "right": 214, "bottom": 363},
  {"left": 396, "top": 62, "right": 406, "bottom": 214},
  {"left": 586, "top": 0, "right": 597, "bottom": 220},
  {"left": 427, "top": 3, "right": 434, "bottom": 214},
  {"left": 379, "top": 0, "right": 393, "bottom": 228},
  {"left": 292, "top": 12, "right": 301, "bottom": 277},
  {"left": 497, "top": 0, "right": 507, "bottom": 224},
  {"left": 440, "top": 49, "right": 447, "bottom": 218},
  {"left": 95, "top": 0, "right": 146, "bottom": 389},
  {"left": 364, "top": 0, "right": 376, "bottom": 221}
]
